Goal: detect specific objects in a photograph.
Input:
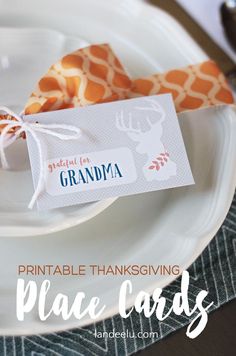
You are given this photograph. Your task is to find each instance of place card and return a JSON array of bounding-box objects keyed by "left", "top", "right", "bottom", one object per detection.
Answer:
[{"left": 25, "top": 94, "right": 194, "bottom": 210}]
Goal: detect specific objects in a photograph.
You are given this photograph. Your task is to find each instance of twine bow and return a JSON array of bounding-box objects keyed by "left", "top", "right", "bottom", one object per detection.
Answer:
[{"left": 0, "top": 106, "right": 82, "bottom": 209}]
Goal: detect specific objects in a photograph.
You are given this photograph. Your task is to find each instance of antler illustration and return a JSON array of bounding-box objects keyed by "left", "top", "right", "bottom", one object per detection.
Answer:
[
  {"left": 135, "top": 99, "right": 166, "bottom": 126},
  {"left": 116, "top": 111, "right": 142, "bottom": 134}
]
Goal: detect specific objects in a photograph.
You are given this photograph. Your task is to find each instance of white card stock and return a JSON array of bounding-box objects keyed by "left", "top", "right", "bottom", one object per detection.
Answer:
[{"left": 25, "top": 94, "right": 194, "bottom": 210}]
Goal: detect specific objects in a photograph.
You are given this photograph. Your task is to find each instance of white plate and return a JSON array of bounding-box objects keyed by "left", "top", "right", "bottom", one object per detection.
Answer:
[
  {"left": 0, "top": 0, "right": 209, "bottom": 237},
  {"left": 0, "top": 0, "right": 235, "bottom": 335}
]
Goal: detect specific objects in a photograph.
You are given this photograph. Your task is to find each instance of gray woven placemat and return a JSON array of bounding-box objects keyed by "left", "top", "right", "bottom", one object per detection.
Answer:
[{"left": 1, "top": 192, "right": 235, "bottom": 356}]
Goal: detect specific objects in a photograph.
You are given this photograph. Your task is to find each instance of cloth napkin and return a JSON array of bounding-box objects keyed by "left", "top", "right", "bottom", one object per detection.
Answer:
[
  {"left": 23, "top": 44, "right": 233, "bottom": 115},
  {"left": 0, "top": 43, "right": 233, "bottom": 138}
]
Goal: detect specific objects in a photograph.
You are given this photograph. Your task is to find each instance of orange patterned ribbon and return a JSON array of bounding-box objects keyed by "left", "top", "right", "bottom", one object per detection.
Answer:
[
  {"left": 1, "top": 44, "right": 234, "bottom": 124},
  {"left": 129, "top": 61, "right": 234, "bottom": 111}
]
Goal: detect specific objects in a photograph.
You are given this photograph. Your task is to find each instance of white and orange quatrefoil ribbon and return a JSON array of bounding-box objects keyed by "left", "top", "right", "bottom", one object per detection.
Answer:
[{"left": 0, "top": 43, "right": 234, "bottom": 128}]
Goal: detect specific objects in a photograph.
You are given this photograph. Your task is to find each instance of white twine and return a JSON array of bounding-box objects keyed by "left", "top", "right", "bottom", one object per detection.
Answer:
[{"left": 0, "top": 106, "right": 82, "bottom": 209}]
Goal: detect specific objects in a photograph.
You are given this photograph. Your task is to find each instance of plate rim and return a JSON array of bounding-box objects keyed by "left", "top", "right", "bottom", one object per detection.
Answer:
[{"left": 0, "top": 0, "right": 235, "bottom": 336}]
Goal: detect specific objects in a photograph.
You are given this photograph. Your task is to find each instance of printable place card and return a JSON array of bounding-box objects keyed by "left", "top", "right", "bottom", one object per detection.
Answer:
[{"left": 25, "top": 94, "right": 194, "bottom": 210}]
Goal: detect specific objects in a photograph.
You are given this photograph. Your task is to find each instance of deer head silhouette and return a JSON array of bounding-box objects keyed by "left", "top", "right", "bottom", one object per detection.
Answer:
[
  {"left": 116, "top": 99, "right": 177, "bottom": 181},
  {"left": 116, "top": 99, "right": 165, "bottom": 154}
]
